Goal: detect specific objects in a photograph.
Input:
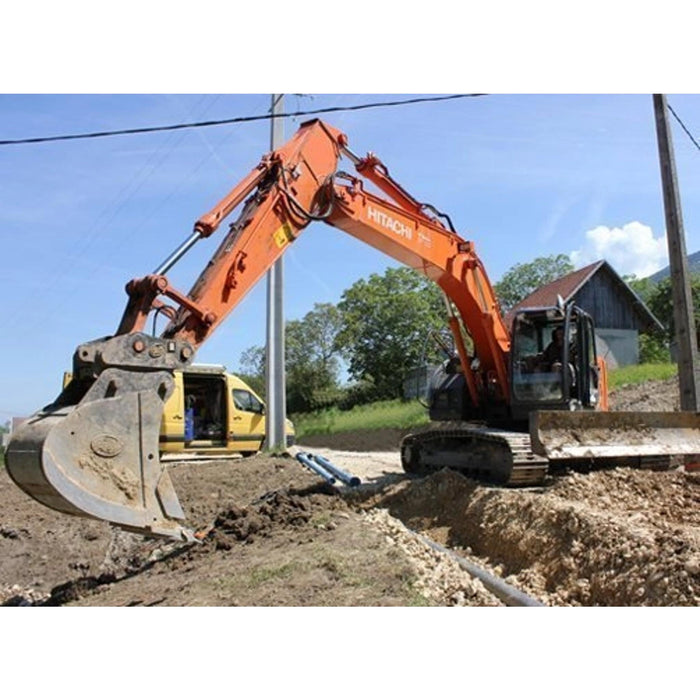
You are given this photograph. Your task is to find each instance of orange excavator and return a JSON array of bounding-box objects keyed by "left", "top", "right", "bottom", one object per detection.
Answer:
[{"left": 7, "top": 119, "right": 700, "bottom": 540}]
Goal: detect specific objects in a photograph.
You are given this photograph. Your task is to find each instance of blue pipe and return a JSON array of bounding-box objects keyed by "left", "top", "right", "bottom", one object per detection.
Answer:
[
  {"left": 295, "top": 452, "right": 336, "bottom": 484},
  {"left": 309, "top": 453, "right": 361, "bottom": 487}
]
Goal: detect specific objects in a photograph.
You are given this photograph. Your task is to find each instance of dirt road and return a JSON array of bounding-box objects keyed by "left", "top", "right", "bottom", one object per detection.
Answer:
[{"left": 2, "top": 377, "right": 698, "bottom": 606}]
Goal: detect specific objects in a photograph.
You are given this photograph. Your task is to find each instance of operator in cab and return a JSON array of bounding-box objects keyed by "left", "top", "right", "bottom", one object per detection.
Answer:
[{"left": 542, "top": 326, "right": 566, "bottom": 371}]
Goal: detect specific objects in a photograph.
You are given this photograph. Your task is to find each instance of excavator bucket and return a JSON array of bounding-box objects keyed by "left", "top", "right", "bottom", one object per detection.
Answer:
[
  {"left": 5, "top": 367, "right": 195, "bottom": 541},
  {"left": 530, "top": 410, "right": 700, "bottom": 466}
]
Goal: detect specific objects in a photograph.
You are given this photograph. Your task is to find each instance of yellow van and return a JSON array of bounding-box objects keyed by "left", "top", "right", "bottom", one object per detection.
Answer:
[
  {"left": 63, "top": 366, "right": 295, "bottom": 456},
  {"left": 160, "top": 365, "right": 295, "bottom": 455}
]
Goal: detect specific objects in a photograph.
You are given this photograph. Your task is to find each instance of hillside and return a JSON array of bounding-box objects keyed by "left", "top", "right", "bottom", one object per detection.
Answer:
[{"left": 648, "top": 249, "right": 700, "bottom": 283}]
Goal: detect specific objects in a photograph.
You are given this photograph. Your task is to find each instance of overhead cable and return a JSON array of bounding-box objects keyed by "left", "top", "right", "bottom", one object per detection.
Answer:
[
  {"left": 0, "top": 94, "right": 487, "bottom": 147},
  {"left": 667, "top": 102, "right": 700, "bottom": 153}
]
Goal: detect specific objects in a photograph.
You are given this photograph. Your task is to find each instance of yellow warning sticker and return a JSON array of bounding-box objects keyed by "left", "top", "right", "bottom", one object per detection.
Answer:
[{"left": 273, "top": 223, "right": 294, "bottom": 249}]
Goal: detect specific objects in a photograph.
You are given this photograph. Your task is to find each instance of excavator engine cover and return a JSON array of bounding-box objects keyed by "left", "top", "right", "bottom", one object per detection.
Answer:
[
  {"left": 5, "top": 367, "right": 194, "bottom": 541},
  {"left": 530, "top": 410, "right": 700, "bottom": 465}
]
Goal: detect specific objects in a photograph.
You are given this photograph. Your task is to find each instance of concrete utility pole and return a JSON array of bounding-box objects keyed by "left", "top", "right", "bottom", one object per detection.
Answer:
[
  {"left": 653, "top": 94, "right": 700, "bottom": 411},
  {"left": 265, "top": 94, "right": 287, "bottom": 451}
]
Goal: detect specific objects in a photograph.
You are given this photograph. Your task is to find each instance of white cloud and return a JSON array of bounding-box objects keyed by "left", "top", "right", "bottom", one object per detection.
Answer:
[{"left": 570, "top": 221, "right": 668, "bottom": 278}]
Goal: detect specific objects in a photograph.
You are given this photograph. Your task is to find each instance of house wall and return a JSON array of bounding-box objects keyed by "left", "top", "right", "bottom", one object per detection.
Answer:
[
  {"left": 595, "top": 328, "right": 639, "bottom": 369},
  {"left": 574, "top": 271, "right": 644, "bottom": 331}
]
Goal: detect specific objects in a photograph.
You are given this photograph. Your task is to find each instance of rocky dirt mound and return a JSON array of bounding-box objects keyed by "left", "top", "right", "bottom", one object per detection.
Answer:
[
  {"left": 609, "top": 377, "right": 680, "bottom": 412},
  {"left": 357, "top": 467, "right": 700, "bottom": 606},
  {"left": 204, "top": 485, "right": 342, "bottom": 550}
]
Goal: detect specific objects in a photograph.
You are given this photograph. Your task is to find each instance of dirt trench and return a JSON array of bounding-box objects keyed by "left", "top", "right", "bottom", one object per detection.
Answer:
[{"left": 353, "top": 467, "right": 700, "bottom": 606}]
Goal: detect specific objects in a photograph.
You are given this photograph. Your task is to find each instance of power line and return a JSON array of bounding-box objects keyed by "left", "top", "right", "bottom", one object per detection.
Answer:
[
  {"left": 4, "top": 95, "right": 229, "bottom": 339},
  {"left": 667, "top": 102, "right": 700, "bottom": 153},
  {"left": 0, "top": 94, "right": 486, "bottom": 147}
]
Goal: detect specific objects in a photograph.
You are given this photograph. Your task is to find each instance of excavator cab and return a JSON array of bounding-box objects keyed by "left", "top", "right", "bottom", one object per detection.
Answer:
[
  {"left": 513, "top": 304, "right": 700, "bottom": 469},
  {"left": 509, "top": 303, "right": 601, "bottom": 423}
]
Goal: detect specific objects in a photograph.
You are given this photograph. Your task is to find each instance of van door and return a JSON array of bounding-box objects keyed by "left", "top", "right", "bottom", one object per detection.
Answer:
[
  {"left": 160, "top": 372, "right": 185, "bottom": 452},
  {"left": 228, "top": 387, "right": 266, "bottom": 455},
  {"left": 184, "top": 374, "right": 228, "bottom": 449}
]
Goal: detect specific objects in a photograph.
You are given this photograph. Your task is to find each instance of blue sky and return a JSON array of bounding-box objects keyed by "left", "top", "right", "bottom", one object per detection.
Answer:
[{"left": 2, "top": 93, "right": 700, "bottom": 418}]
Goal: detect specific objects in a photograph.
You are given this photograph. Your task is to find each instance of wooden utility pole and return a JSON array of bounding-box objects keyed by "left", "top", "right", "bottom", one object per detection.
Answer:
[
  {"left": 653, "top": 94, "right": 699, "bottom": 411},
  {"left": 265, "top": 94, "right": 287, "bottom": 451}
]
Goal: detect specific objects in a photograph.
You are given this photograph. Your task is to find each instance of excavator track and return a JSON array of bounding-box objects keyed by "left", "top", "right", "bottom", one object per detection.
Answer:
[{"left": 400, "top": 422, "right": 549, "bottom": 486}]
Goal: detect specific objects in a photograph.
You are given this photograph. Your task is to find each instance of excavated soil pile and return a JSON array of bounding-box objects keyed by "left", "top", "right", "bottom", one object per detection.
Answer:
[
  {"left": 609, "top": 377, "right": 680, "bottom": 412},
  {"left": 356, "top": 467, "right": 700, "bottom": 606},
  {"left": 1, "top": 375, "right": 695, "bottom": 606}
]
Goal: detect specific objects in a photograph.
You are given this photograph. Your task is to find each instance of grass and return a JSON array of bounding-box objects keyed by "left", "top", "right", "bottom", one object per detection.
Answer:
[
  {"left": 294, "top": 364, "right": 679, "bottom": 438},
  {"left": 294, "top": 398, "right": 429, "bottom": 438},
  {"left": 607, "top": 363, "right": 676, "bottom": 390},
  {"left": 248, "top": 561, "right": 305, "bottom": 586}
]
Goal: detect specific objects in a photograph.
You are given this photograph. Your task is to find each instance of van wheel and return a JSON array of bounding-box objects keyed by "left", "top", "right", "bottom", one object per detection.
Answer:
[{"left": 240, "top": 451, "right": 256, "bottom": 458}]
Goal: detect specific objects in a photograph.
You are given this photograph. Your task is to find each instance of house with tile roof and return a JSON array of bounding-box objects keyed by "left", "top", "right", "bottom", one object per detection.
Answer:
[{"left": 505, "top": 260, "right": 664, "bottom": 368}]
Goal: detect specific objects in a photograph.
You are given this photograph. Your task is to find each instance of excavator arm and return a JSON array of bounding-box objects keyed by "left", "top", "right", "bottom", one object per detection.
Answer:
[
  {"left": 118, "top": 120, "right": 510, "bottom": 374},
  {"left": 325, "top": 170, "right": 510, "bottom": 407},
  {"left": 117, "top": 119, "right": 512, "bottom": 410},
  {"left": 115, "top": 120, "right": 347, "bottom": 345}
]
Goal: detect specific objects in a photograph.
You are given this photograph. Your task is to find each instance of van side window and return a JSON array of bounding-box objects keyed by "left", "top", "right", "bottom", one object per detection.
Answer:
[{"left": 233, "top": 389, "right": 263, "bottom": 414}]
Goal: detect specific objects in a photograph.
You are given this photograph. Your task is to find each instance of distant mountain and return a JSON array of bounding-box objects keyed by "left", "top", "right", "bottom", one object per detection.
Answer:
[{"left": 647, "top": 250, "right": 700, "bottom": 283}]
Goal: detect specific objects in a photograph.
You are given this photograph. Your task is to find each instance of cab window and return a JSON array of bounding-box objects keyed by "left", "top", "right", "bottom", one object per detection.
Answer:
[
  {"left": 511, "top": 315, "right": 565, "bottom": 402},
  {"left": 233, "top": 389, "right": 264, "bottom": 414}
]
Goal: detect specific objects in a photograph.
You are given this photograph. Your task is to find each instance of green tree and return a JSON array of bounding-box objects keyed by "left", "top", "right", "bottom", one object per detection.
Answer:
[
  {"left": 638, "top": 333, "right": 671, "bottom": 364},
  {"left": 237, "top": 346, "right": 266, "bottom": 397},
  {"left": 494, "top": 254, "right": 574, "bottom": 312},
  {"left": 624, "top": 274, "right": 657, "bottom": 305},
  {"left": 286, "top": 303, "right": 343, "bottom": 412},
  {"left": 623, "top": 274, "right": 700, "bottom": 364},
  {"left": 622, "top": 274, "right": 671, "bottom": 363},
  {"left": 645, "top": 274, "right": 700, "bottom": 341},
  {"left": 236, "top": 303, "right": 344, "bottom": 412},
  {"left": 336, "top": 267, "right": 445, "bottom": 400}
]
